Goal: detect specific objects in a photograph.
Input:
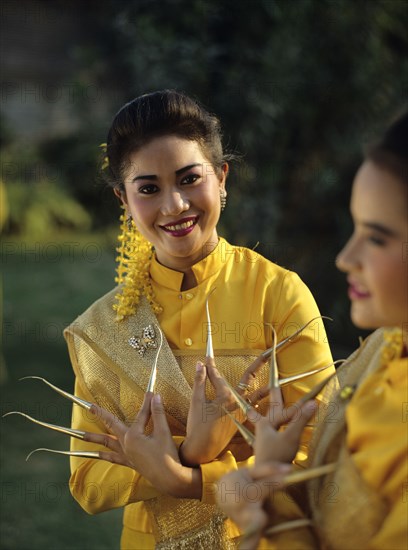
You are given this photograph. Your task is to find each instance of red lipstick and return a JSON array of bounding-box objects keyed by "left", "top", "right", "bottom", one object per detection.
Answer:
[
  {"left": 347, "top": 278, "right": 371, "bottom": 300},
  {"left": 160, "top": 216, "right": 198, "bottom": 237}
]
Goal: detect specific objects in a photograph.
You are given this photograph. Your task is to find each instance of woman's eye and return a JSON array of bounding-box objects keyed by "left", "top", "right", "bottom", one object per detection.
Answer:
[
  {"left": 368, "top": 235, "right": 386, "bottom": 246},
  {"left": 181, "top": 174, "right": 200, "bottom": 185},
  {"left": 139, "top": 184, "right": 159, "bottom": 194}
]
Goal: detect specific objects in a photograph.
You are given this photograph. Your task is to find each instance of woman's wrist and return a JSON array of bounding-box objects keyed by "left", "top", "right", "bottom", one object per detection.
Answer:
[
  {"left": 178, "top": 439, "right": 200, "bottom": 468},
  {"left": 167, "top": 463, "right": 203, "bottom": 499}
]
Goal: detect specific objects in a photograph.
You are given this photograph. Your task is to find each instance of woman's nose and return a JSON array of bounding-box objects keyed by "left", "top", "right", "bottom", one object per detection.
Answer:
[
  {"left": 336, "top": 235, "right": 360, "bottom": 273},
  {"left": 160, "top": 190, "right": 190, "bottom": 216}
]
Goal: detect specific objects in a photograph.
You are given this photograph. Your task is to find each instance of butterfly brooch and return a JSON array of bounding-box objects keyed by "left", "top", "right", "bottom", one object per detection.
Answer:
[{"left": 129, "top": 324, "right": 158, "bottom": 356}]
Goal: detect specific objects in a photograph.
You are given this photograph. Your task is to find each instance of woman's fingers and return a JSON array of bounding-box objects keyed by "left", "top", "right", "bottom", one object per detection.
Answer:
[
  {"left": 240, "top": 354, "right": 267, "bottom": 387},
  {"left": 97, "top": 450, "right": 132, "bottom": 467},
  {"left": 268, "top": 384, "right": 284, "bottom": 407},
  {"left": 191, "top": 362, "right": 207, "bottom": 403},
  {"left": 129, "top": 391, "right": 154, "bottom": 435},
  {"left": 266, "top": 386, "right": 285, "bottom": 428},
  {"left": 256, "top": 400, "right": 317, "bottom": 464},
  {"left": 205, "top": 357, "right": 226, "bottom": 388},
  {"left": 90, "top": 404, "right": 127, "bottom": 439},
  {"left": 205, "top": 358, "right": 234, "bottom": 404},
  {"left": 83, "top": 431, "right": 121, "bottom": 452},
  {"left": 250, "top": 461, "right": 292, "bottom": 481},
  {"left": 238, "top": 522, "right": 264, "bottom": 550},
  {"left": 283, "top": 400, "right": 317, "bottom": 441},
  {"left": 150, "top": 394, "right": 172, "bottom": 437}
]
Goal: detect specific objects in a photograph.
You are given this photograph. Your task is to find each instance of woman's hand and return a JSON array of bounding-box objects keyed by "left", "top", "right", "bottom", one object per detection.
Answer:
[
  {"left": 83, "top": 392, "right": 202, "bottom": 499},
  {"left": 216, "top": 463, "right": 291, "bottom": 550},
  {"left": 217, "top": 393, "right": 317, "bottom": 548},
  {"left": 180, "top": 355, "right": 267, "bottom": 467},
  {"left": 254, "top": 393, "right": 317, "bottom": 466}
]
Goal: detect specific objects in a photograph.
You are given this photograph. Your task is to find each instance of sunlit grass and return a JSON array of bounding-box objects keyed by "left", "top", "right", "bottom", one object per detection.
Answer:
[{"left": 1, "top": 233, "right": 122, "bottom": 550}]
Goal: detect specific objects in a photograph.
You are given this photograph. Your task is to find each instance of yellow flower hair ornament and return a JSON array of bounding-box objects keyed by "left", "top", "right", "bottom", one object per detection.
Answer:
[
  {"left": 99, "top": 142, "right": 109, "bottom": 170},
  {"left": 381, "top": 327, "right": 404, "bottom": 365},
  {"left": 113, "top": 208, "right": 163, "bottom": 320}
]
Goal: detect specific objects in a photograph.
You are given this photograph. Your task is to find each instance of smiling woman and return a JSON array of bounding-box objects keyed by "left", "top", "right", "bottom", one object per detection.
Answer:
[
  {"left": 336, "top": 160, "right": 408, "bottom": 330},
  {"left": 117, "top": 135, "right": 228, "bottom": 282},
  {"left": 60, "top": 90, "right": 334, "bottom": 549}
]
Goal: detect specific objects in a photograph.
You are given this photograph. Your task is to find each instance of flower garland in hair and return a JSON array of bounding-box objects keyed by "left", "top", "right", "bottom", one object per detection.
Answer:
[
  {"left": 113, "top": 208, "right": 163, "bottom": 320},
  {"left": 381, "top": 327, "right": 404, "bottom": 365},
  {"left": 99, "top": 143, "right": 109, "bottom": 170}
]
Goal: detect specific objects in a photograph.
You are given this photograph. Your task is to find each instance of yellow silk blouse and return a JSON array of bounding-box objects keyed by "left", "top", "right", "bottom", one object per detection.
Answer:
[
  {"left": 67, "top": 238, "right": 333, "bottom": 548},
  {"left": 344, "top": 356, "right": 408, "bottom": 549},
  {"left": 261, "top": 333, "right": 408, "bottom": 549}
]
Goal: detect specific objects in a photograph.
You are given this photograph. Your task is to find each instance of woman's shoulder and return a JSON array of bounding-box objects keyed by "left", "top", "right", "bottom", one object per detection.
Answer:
[
  {"left": 220, "top": 238, "right": 293, "bottom": 278},
  {"left": 336, "top": 328, "right": 392, "bottom": 385},
  {"left": 65, "top": 286, "right": 120, "bottom": 330}
]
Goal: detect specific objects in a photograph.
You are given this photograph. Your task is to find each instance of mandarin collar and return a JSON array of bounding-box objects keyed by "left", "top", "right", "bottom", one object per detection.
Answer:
[{"left": 149, "top": 237, "right": 229, "bottom": 291}]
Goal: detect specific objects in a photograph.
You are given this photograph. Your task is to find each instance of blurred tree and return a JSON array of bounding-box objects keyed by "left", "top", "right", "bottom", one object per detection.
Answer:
[
  {"left": 79, "top": 0, "right": 406, "bottom": 345},
  {"left": 2, "top": 0, "right": 407, "bottom": 347}
]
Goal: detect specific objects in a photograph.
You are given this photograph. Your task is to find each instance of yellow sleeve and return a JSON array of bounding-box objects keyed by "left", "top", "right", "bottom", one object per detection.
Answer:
[
  {"left": 258, "top": 498, "right": 321, "bottom": 550},
  {"left": 201, "top": 270, "right": 334, "bottom": 505},
  {"left": 201, "top": 451, "right": 245, "bottom": 504},
  {"left": 368, "top": 498, "right": 408, "bottom": 550},
  {"left": 69, "top": 378, "right": 162, "bottom": 514},
  {"left": 260, "top": 489, "right": 318, "bottom": 550},
  {"left": 270, "top": 270, "right": 333, "bottom": 403},
  {"left": 269, "top": 270, "right": 334, "bottom": 461},
  {"left": 345, "top": 357, "right": 408, "bottom": 550}
]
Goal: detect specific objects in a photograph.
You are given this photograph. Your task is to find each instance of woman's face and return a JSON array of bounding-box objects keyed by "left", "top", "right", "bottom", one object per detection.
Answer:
[
  {"left": 117, "top": 135, "right": 227, "bottom": 271},
  {"left": 336, "top": 160, "right": 408, "bottom": 330}
]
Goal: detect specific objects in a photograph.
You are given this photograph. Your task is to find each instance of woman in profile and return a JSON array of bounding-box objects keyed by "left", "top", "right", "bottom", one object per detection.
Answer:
[{"left": 217, "top": 111, "right": 408, "bottom": 549}]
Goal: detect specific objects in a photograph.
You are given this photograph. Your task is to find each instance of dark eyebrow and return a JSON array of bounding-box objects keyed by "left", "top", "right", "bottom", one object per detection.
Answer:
[
  {"left": 132, "top": 163, "right": 202, "bottom": 183},
  {"left": 132, "top": 174, "right": 156, "bottom": 182},
  {"left": 362, "top": 222, "right": 398, "bottom": 237},
  {"left": 175, "top": 163, "right": 202, "bottom": 175}
]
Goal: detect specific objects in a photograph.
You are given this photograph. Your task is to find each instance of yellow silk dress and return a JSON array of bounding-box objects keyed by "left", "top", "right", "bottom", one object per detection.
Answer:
[
  {"left": 260, "top": 328, "right": 407, "bottom": 550},
  {"left": 66, "top": 238, "right": 333, "bottom": 549}
]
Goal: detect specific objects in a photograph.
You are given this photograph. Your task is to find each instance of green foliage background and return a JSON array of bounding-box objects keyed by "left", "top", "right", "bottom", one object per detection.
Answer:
[
  {"left": 1, "top": 0, "right": 407, "bottom": 548},
  {"left": 3, "top": 0, "right": 407, "bottom": 344}
]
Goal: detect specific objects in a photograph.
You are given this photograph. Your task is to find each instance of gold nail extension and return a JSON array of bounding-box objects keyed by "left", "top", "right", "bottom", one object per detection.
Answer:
[
  {"left": 238, "top": 464, "right": 335, "bottom": 544},
  {"left": 19, "top": 376, "right": 93, "bottom": 410},
  {"left": 2, "top": 411, "right": 86, "bottom": 440},
  {"left": 263, "top": 518, "right": 313, "bottom": 537},
  {"left": 221, "top": 405, "right": 255, "bottom": 447},
  {"left": 283, "top": 462, "right": 336, "bottom": 485},
  {"left": 297, "top": 373, "right": 337, "bottom": 405},
  {"left": 279, "top": 359, "right": 345, "bottom": 387},
  {"left": 205, "top": 288, "right": 217, "bottom": 359},
  {"left": 146, "top": 325, "right": 163, "bottom": 393},
  {"left": 221, "top": 377, "right": 252, "bottom": 417},
  {"left": 261, "top": 316, "right": 333, "bottom": 360},
  {"left": 238, "top": 523, "right": 261, "bottom": 548},
  {"left": 268, "top": 327, "right": 279, "bottom": 390},
  {"left": 26, "top": 448, "right": 101, "bottom": 462}
]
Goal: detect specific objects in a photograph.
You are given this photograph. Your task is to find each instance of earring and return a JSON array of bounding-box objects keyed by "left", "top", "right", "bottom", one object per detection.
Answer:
[
  {"left": 220, "top": 189, "right": 227, "bottom": 211},
  {"left": 126, "top": 214, "right": 133, "bottom": 230}
]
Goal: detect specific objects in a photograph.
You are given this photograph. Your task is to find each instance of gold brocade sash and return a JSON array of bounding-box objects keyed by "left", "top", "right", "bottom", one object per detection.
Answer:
[
  {"left": 306, "top": 329, "right": 389, "bottom": 549},
  {"left": 65, "top": 291, "right": 268, "bottom": 549}
]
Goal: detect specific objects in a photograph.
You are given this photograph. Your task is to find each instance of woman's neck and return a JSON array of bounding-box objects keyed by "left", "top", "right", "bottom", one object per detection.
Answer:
[{"left": 180, "top": 270, "right": 197, "bottom": 291}]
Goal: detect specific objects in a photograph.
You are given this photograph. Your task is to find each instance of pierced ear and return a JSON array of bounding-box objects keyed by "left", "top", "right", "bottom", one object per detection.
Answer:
[
  {"left": 220, "top": 163, "right": 229, "bottom": 188},
  {"left": 221, "top": 162, "right": 229, "bottom": 178},
  {"left": 113, "top": 186, "right": 128, "bottom": 206}
]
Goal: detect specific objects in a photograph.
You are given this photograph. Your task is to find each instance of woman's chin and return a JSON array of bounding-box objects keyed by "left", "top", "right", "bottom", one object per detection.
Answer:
[{"left": 350, "top": 307, "right": 377, "bottom": 331}]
